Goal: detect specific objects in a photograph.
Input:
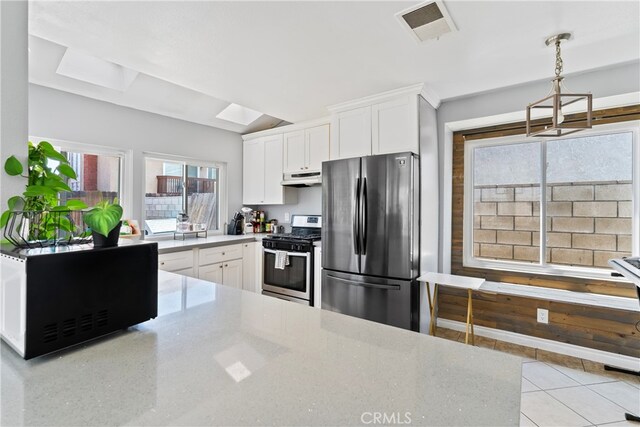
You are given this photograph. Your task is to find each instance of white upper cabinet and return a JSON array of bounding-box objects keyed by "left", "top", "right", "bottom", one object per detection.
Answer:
[
  {"left": 283, "top": 130, "right": 306, "bottom": 173},
  {"left": 284, "top": 124, "right": 330, "bottom": 173},
  {"left": 328, "top": 84, "right": 426, "bottom": 159},
  {"left": 306, "top": 124, "right": 330, "bottom": 172},
  {"left": 332, "top": 106, "right": 372, "bottom": 159},
  {"left": 372, "top": 95, "right": 418, "bottom": 155},
  {"left": 242, "top": 134, "right": 297, "bottom": 205},
  {"left": 263, "top": 134, "right": 288, "bottom": 204},
  {"left": 242, "top": 138, "right": 265, "bottom": 204}
]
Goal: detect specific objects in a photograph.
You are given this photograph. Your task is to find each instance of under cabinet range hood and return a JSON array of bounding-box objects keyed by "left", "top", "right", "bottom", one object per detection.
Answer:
[{"left": 281, "top": 171, "right": 322, "bottom": 187}]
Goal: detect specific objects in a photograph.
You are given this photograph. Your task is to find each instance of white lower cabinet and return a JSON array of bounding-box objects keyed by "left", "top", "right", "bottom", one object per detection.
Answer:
[
  {"left": 159, "top": 251, "right": 196, "bottom": 278},
  {"left": 242, "top": 242, "right": 262, "bottom": 293},
  {"left": 199, "top": 245, "right": 243, "bottom": 266},
  {"left": 222, "top": 259, "right": 243, "bottom": 289},
  {"left": 197, "top": 244, "right": 243, "bottom": 289},
  {"left": 159, "top": 241, "right": 262, "bottom": 292},
  {"left": 173, "top": 267, "right": 195, "bottom": 278},
  {"left": 198, "top": 259, "right": 243, "bottom": 289},
  {"left": 199, "top": 263, "right": 224, "bottom": 284}
]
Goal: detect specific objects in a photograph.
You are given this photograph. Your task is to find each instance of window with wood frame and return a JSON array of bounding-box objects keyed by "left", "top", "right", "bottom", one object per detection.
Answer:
[{"left": 452, "top": 105, "right": 640, "bottom": 297}]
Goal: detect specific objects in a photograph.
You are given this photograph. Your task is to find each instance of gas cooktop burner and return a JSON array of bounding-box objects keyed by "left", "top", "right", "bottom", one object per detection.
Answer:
[{"left": 266, "top": 233, "right": 321, "bottom": 242}]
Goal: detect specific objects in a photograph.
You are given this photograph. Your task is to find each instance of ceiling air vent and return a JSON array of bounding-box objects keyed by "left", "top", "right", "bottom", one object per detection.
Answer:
[{"left": 396, "top": 0, "right": 457, "bottom": 43}]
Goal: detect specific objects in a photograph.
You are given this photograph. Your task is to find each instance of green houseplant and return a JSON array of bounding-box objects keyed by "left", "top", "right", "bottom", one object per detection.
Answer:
[
  {"left": 84, "top": 199, "right": 123, "bottom": 248},
  {"left": 1, "top": 141, "right": 87, "bottom": 245}
]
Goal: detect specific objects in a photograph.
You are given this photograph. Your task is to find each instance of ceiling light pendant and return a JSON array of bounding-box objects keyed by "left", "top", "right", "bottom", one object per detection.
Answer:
[{"left": 526, "top": 33, "right": 592, "bottom": 137}]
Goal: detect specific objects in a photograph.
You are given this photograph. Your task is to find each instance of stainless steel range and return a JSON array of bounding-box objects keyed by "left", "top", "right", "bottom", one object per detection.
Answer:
[{"left": 262, "top": 215, "right": 321, "bottom": 305}]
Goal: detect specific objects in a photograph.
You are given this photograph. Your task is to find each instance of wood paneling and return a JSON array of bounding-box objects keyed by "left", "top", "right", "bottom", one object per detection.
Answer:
[{"left": 443, "top": 105, "right": 640, "bottom": 357}]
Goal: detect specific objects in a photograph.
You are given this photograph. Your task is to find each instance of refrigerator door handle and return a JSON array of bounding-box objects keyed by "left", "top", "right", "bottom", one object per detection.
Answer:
[
  {"left": 325, "top": 274, "right": 401, "bottom": 291},
  {"left": 360, "top": 177, "right": 367, "bottom": 255},
  {"left": 353, "top": 178, "right": 361, "bottom": 256}
]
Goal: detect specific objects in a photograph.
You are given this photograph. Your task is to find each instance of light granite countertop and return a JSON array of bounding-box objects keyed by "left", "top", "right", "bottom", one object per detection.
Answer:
[
  {"left": 154, "top": 233, "right": 320, "bottom": 254},
  {"left": 154, "top": 234, "right": 265, "bottom": 254},
  {"left": 1, "top": 271, "right": 521, "bottom": 426}
]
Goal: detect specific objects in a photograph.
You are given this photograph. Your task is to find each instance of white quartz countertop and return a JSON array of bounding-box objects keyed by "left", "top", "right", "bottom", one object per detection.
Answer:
[
  {"left": 1, "top": 271, "right": 522, "bottom": 426},
  {"left": 154, "top": 234, "right": 266, "bottom": 253}
]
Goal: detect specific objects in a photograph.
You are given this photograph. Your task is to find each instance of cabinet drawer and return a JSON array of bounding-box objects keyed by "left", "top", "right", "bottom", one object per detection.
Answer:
[
  {"left": 159, "top": 251, "right": 193, "bottom": 272},
  {"left": 199, "top": 244, "right": 243, "bottom": 266}
]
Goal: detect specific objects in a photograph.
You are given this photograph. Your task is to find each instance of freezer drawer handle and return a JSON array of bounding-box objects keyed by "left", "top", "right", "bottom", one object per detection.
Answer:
[{"left": 326, "top": 274, "right": 401, "bottom": 290}]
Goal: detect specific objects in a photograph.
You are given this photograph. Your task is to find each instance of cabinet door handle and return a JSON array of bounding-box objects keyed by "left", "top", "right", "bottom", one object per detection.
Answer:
[
  {"left": 225, "top": 264, "right": 228, "bottom": 267},
  {"left": 160, "top": 262, "right": 165, "bottom": 265},
  {"left": 222, "top": 252, "right": 225, "bottom": 255},
  {"left": 219, "top": 265, "right": 223, "bottom": 269}
]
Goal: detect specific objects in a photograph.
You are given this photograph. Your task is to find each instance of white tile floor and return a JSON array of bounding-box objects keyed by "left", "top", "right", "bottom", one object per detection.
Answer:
[{"left": 519, "top": 360, "right": 640, "bottom": 427}]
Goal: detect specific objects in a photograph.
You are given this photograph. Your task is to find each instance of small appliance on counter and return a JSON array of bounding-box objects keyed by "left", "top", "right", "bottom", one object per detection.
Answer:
[{"left": 227, "top": 212, "right": 244, "bottom": 235}]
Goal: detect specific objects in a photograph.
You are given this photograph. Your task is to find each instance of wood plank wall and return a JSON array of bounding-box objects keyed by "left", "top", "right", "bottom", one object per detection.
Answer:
[{"left": 441, "top": 105, "right": 640, "bottom": 358}]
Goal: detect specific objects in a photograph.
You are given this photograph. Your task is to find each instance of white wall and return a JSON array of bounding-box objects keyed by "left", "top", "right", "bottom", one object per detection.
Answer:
[
  {"left": 28, "top": 84, "right": 243, "bottom": 225},
  {"left": 0, "top": 2, "right": 28, "bottom": 208},
  {"left": 436, "top": 61, "right": 640, "bottom": 271}
]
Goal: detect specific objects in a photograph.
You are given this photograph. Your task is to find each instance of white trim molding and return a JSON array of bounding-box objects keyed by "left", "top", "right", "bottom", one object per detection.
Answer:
[
  {"left": 420, "top": 85, "right": 441, "bottom": 110},
  {"left": 437, "top": 318, "right": 640, "bottom": 372},
  {"left": 327, "top": 83, "right": 441, "bottom": 113}
]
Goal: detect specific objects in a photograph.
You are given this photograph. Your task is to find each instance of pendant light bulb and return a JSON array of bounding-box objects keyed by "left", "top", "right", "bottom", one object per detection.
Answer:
[{"left": 557, "top": 107, "right": 565, "bottom": 124}]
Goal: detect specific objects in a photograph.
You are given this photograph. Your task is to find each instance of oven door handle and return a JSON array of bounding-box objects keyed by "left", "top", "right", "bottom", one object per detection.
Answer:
[{"left": 263, "top": 249, "right": 310, "bottom": 257}]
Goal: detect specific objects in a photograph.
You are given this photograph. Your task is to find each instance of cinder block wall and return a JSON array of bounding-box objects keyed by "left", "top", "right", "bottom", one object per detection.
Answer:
[
  {"left": 473, "top": 181, "right": 632, "bottom": 267},
  {"left": 144, "top": 194, "right": 183, "bottom": 220}
]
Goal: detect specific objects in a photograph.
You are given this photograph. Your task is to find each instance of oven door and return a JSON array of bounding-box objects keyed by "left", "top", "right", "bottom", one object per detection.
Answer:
[{"left": 262, "top": 249, "right": 311, "bottom": 301}]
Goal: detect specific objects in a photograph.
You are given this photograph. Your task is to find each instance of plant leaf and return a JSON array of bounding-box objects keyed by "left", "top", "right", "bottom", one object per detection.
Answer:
[
  {"left": 23, "top": 185, "right": 58, "bottom": 197},
  {"left": 47, "top": 180, "right": 72, "bottom": 193},
  {"left": 38, "top": 141, "right": 67, "bottom": 162},
  {"left": 57, "top": 216, "right": 73, "bottom": 232},
  {"left": 0, "top": 210, "right": 10, "bottom": 228},
  {"left": 84, "top": 202, "right": 123, "bottom": 237},
  {"left": 57, "top": 163, "right": 77, "bottom": 180},
  {"left": 7, "top": 196, "right": 24, "bottom": 211},
  {"left": 64, "top": 199, "right": 88, "bottom": 210},
  {"left": 4, "top": 156, "right": 23, "bottom": 176},
  {"left": 37, "top": 141, "right": 54, "bottom": 151}
]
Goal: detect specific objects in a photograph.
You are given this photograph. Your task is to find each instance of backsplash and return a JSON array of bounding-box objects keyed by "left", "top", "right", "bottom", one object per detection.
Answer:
[{"left": 249, "top": 186, "right": 322, "bottom": 226}]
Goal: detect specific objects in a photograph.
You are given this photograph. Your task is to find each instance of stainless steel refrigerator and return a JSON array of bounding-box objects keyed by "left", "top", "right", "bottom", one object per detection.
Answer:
[{"left": 321, "top": 152, "right": 420, "bottom": 331}]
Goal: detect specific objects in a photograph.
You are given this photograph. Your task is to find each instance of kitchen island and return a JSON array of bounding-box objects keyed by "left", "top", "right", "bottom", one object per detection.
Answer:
[{"left": 1, "top": 271, "right": 521, "bottom": 426}]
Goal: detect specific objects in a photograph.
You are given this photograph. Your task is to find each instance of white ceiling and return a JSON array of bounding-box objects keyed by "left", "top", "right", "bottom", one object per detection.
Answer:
[
  {"left": 28, "top": 36, "right": 285, "bottom": 134},
  {"left": 29, "top": 1, "right": 640, "bottom": 126}
]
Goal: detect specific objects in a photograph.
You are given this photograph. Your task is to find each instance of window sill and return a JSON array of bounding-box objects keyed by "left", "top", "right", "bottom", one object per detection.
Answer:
[
  {"left": 478, "top": 280, "right": 639, "bottom": 312},
  {"left": 463, "top": 257, "right": 625, "bottom": 282}
]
